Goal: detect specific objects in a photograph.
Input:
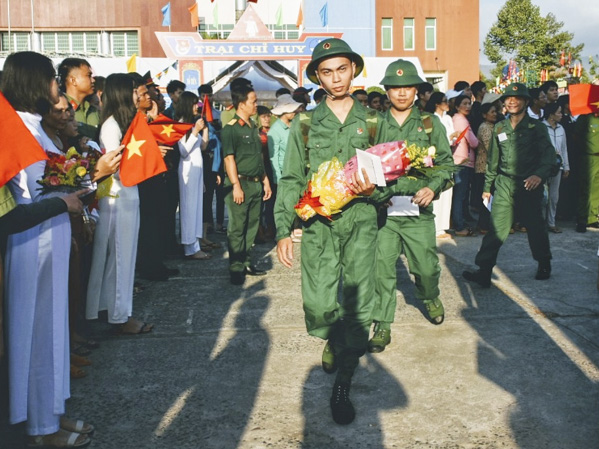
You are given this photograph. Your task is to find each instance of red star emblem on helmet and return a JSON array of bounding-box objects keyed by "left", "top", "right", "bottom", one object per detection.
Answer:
[
  {"left": 396, "top": 69, "right": 404, "bottom": 76},
  {"left": 513, "top": 86, "right": 519, "bottom": 91},
  {"left": 323, "top": 42, "right": 331, "bottom": 50}
]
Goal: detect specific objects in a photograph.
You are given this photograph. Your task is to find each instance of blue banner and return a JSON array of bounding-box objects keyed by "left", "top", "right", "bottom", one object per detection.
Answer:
[{"left": 161, "top": 2, "right": 171, "bottom": 27}]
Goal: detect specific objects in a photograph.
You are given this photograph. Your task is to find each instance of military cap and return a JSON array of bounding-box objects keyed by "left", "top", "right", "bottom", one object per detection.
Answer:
[
  {"left": 380, "top": 59, "right": 425, "bottom": 87},
  {"left": 306, "top": 38, "right": 364, "bottom": 84},
  {"left": 500, "top": 83, "right": 531, "bottom": 101}
]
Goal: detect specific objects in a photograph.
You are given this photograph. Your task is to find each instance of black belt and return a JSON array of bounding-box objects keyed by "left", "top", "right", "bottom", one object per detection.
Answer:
[{"left": 237, "top": 174, "right": 261, "bottom": 182}]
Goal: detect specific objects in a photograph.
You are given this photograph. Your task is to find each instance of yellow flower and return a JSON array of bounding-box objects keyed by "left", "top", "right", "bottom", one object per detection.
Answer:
[
  {"left": 66, "top": 147, "right": 78, "bottom": 159},
  {"left": 76, "top": 166, "right": 87, "bottom": 177}
]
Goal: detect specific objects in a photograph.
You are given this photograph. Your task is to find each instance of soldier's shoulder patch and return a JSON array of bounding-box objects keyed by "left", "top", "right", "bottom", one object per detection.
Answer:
[{"left": 228, "top": 118, "right": 237, "bottom": 126}]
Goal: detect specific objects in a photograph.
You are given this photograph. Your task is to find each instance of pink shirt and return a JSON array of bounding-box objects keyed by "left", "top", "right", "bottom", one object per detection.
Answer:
[{"left": 452, "top": 113, "right": 478, "bottom": 168}]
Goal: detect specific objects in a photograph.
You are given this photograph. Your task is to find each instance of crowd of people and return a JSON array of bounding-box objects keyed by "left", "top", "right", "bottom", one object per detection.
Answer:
[{"left": 0, "top": 39, "right": 598, "bottom": 446}]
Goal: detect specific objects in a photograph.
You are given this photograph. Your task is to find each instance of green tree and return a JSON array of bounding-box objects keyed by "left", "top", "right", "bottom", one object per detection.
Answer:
[{"left": 484, "top": 0, "right": 583, "bottom": 80}]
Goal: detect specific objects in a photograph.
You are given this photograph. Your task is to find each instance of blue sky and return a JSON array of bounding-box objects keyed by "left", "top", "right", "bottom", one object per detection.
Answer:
[{"left": 479, "top": 0, "right": 599, "bottom": 65}]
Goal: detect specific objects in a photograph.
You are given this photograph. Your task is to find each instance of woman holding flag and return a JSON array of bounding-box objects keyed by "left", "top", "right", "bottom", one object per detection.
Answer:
[
  {"left": 174, "top": 91, "right": 211, "bottom": 259},
  {"left": 86, "top": 74, "right": 153, "bottom": 335}
]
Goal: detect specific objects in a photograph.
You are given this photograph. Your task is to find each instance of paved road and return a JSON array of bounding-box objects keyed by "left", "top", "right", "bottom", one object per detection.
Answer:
[{"left": 2, "top": 223, "right": 599, "bottom": 448}]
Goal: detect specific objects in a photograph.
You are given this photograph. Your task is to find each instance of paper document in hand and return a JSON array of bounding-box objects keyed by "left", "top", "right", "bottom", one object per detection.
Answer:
[
  {"left": 387, "top": 196, "right": 420, "bottom": 216},
  {"left": 483, "top": 195, "right": 493, "bottom": 211},
  {"left": 356, "top": 148, "right": 387, "bottom": 186}
]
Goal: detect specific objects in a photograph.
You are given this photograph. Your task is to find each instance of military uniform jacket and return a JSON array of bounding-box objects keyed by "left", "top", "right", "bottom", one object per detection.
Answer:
[
  {"left": 66, "top": 94, "right": 100, "bottom": 140},
  {"left": 221, "top": 114, "right": 265, "bottom": 183},
  {"left": 484, "top": 114, "right": 555, "bottom": 192},
  {"left": 377, "top": 107, "right": 455, "bottom": 203},
  {"left": 274, "top": 97, "right": 385, "bottom": 241}
]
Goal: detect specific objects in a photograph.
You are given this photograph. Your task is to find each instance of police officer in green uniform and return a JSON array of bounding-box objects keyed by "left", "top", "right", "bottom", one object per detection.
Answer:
[
  {"left": 274, "top": 38, "right": 386, "bottom": 425},
  {"left": 221, "top": 84, "right": 272, "bottom": 285},
  {"left": 368, "top": 60, "right": 455, "bottom": 353},
  {"left": 463, "top": 83, "right": 554, "bottom": 287}
]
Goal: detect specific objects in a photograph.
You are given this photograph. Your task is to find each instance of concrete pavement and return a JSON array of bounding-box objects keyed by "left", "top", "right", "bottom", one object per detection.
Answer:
[{"left": 1, "top": 223, "right": 599, "bottom": 448}]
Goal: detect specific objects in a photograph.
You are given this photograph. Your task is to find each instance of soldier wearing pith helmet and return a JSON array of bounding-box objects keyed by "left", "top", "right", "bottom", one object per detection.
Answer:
[
  {"left": 464, "top": 82, "right": 555, "bottom": 287},
  {"left": 368, "top": 59, "right": 455, "bottom": 354},
  {"left": 274, "top": 38, "right": 387, "bottom": 425}
]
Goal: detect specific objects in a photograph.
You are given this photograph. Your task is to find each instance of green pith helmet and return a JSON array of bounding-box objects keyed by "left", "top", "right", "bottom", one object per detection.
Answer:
[
  {"left": 500, "top": 83, "right": 531, "bottom": 100},
  {"left": 379, "top": 59, "right": 425, "bottom": 87},
  {"left": 306, "top": 38, "right": 364, "bottom": 84}
]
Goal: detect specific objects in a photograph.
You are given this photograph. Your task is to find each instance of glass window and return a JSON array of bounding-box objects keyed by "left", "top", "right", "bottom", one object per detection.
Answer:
[
  {"left": 85, "top": 33, "right": 99, "bottom": 54},
  {"left": 42, "top": 33, "right": 56, "bottom": 52},
  {"left": 382, "top": 18, "right": 393, "bottom": 51},
  {"left": 425, "top": 18, "right": 436, "bottom": 50},
  {"left": 71, "top": 32, "right": 85, "bottom": 53},
  {"left": 15, "top": 33, "right": 30, "bottom": 51},
  {"left": 112, "top": 33, "right": 125, "bottom": 57},
  {"left": 56, "top": 32, "right": 70, "bottom": 53},
  {"left": 403, "top": 18, "right": 414, "bottom": 51},
  {"left": 125, "top": 32, "right": 139, "bottom": 56}
]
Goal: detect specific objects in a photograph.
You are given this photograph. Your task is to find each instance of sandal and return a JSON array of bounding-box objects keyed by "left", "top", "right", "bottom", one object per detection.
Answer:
[
  {"left": 70, "top": 353, "right": 92, "bottom": 367},
  {"left": 70, "top": 365, "right": 87, "bottom": 379},
  {"left": 70, "top": 344, "right": 91, "bottom": 357},
  {"left": 28, "top": 429, "right": 91, "bottom": 448},
  {"left": 71, "top": 334, "right": 100, "bottom": 350},
  {"left": 454, "top": 228, "right": 475, "bottom": 237},
  {"left": 115, "top": 318, "right": 154, "bottom": 335},
  {"left": 548, "top": 226, "right": 562, "bottom": 233},
  {"left": 200, "top": 238, "right": 222, "bottom": 249},
  {"left": 186, "top": 251, "right": 212, "bottom": 260},
  {"left": 60, "top": 418, "right": 95, "bottom": 436}
]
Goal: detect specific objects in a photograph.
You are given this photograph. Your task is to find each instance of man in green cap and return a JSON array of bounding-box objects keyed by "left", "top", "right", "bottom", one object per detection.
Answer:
[
  {"left": 222, "top": 83, "right": 272, "bottom": 285},
  {"left": 368, "top": 59, "right": 455, "bottom": 353},
  {"left": 274, "top": 37, "right": 386, "bottom": 425},
  {"left": 463, "top": 83, "right": 555, "bottom": 287}
]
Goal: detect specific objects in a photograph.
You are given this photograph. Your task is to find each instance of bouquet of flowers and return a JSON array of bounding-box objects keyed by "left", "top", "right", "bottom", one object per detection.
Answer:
[
  {"left": 37, "top": 147, "right": 101, "bottom": 195},
  {"left": 294, "top": 141, "right": 438, "bottom": 221}
]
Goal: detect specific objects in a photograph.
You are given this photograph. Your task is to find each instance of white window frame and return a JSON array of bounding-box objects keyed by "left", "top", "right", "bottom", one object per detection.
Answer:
[
  {"left": 425, "top": 18, "right": 436, "bottom": 51},
  {"left": 403, "top": 18, "right": 415, "bottom": 51},
  {"left": 381, "top": 18, "right": 393, "bottom": 51}
]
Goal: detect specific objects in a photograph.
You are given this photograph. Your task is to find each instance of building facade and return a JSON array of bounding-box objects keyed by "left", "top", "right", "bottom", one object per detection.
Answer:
[{"left": 0, "top": 0, "right": 479, "bottom": 89}]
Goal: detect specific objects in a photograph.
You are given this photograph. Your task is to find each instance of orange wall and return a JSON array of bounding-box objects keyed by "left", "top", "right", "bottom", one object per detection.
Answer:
[
  {"left": 376, "top": 0, "right": 479, "bottom": 86},
  {"left": 0, "top": 0, "right": 194, "bottom": 57}
]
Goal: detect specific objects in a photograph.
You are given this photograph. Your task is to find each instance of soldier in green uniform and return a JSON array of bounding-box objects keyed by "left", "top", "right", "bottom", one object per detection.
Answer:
[
  {"left": 368, "top": 60, "right": 455, "bottom": 353},
  {"left": 221, "top": 84, "right": 272, "bottom": 285},
  {"left": 463, "top": 83, "right": 554, "bottom": 287},
  {"left": 274, "top": 38, "right": 386, "bottom": 425}
]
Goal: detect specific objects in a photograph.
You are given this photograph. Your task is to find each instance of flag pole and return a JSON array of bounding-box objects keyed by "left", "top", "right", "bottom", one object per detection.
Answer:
[{"left": 7, "top": 0, "right": 11, "bottom": 53}]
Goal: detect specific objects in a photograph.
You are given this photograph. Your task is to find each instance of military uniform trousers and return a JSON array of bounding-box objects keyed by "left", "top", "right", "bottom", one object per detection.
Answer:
[
  {"left": 225, "top": 179, "right": 263, "bottom": 273},
  {"left": 372, "top": 208, "right": 440, "bottom": 324},
  {"left": 301, "top": 202, "right": 377, "bottom": 378},
  {"left": 475, "top": 174, "right": 551, "bottom": 270}
]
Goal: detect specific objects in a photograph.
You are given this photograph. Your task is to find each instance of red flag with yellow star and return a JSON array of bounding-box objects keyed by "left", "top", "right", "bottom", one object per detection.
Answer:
[
  {"left": 119, "top": 112, "right": 167, "bottom": 187},
  {"left": 569, "top": 84, "right": 599, "bottom": 116},
  {"left": 148, "top": 114, "right": 194, "bottom": 145},
  {"left": 0, "top": 92, "right": 49, "bottom": 187}
]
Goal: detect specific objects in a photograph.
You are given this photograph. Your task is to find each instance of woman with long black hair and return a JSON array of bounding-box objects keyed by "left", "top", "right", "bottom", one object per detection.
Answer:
[
  {"left": 174, "top": 91, "right": 211, "bottom": 259},
  {"left": 2, "top": 51, "right": 93, "bottom": 448},
  {"left": 86, "top": 74, "right": 153, "bottom": 335}
]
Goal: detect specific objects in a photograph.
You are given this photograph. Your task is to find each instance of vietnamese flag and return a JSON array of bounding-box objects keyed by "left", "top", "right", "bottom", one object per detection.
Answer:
[
  {"left": 0, "top": 92, "right": 48, "bottom": 187},
  {"left": 201, "top": 94, "right": 214, "bottom": 123},
  {"left": 148, "top": 114, "right": 194, "bottom": 145},
  {"left": 569, "top": 84, "right": 599, "bottom": 116},
  {"left": 119, "top": 112, "right": 167, "bottom": 187}
]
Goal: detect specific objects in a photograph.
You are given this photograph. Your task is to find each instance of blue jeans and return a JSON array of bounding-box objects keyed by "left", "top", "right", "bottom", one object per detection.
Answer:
[{"left": 452, "top": 166, "right": 473, "bottom": 231}]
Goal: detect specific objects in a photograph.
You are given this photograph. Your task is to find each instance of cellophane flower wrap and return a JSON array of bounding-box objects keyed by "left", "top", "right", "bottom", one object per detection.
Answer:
[
  {"left": 294, "top": 141, "right": 438, "bottom": 221},
  {"left": 37, "top": 146, "right": 101, "bottom": 194}
]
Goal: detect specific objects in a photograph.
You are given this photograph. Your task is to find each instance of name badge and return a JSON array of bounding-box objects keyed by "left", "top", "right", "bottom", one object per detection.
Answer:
[{"left": 497, "top": 132, "right": 508, "bottom": 142}]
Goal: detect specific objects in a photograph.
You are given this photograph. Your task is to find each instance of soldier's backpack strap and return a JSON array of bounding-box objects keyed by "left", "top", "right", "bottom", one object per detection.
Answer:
[{"left": 299, "top": 111, "right": 314, "bottom": 175}]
